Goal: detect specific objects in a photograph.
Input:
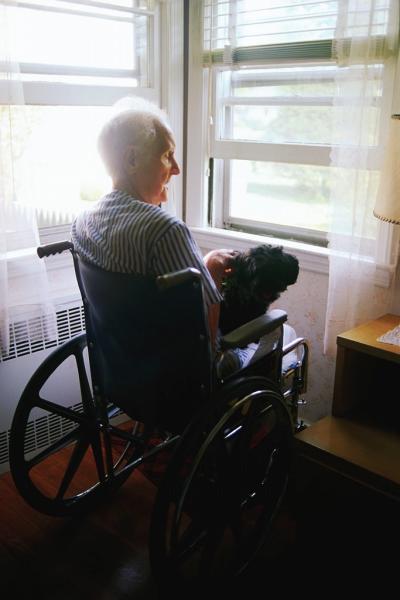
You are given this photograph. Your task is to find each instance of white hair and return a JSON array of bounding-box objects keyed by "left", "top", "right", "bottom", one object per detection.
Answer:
[{"left": 97, "top": 98, "right": 172, "bottom": 179}]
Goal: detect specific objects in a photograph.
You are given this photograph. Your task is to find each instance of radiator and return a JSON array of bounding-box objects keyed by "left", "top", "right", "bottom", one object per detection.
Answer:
[{"left": 0, "top": 301, "right": 87, "bottom": 474}]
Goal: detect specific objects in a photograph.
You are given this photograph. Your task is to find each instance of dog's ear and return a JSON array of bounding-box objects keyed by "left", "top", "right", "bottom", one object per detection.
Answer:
[{"left": 285, "top": 254, "right": 299, "bottom": 285}]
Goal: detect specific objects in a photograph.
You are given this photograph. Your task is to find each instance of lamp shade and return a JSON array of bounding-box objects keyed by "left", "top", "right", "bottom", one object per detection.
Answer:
[{"left": 373, "top": 115, "right": 400, "bottom": 224}]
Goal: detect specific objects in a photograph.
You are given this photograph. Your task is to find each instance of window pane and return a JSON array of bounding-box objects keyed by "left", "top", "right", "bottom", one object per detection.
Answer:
[
  {"left": 3, "top": 106, "right": 112, "bottom": 226},
  {"left": 230, "top": 105, "right": 336, "bottom": 145},
  {"left": 230, "top": 105, "right": 380, "bottom": 145},
  {"left": 229, "top": 160, "right": 331, "bottom": 232},
  {"left": 228, "top": 160, "right": 378, "bottom": 237},
  {"left": 236, "top": 7, "right": 337, "bottom": 46},
  {"left": 10, "top": 5, "right": 149, "bottom": 85},
  {"left": 204, "top": 0, "right": 390, "bottom": 51},
  {"left": 230, "top": 67, "right": 337, "bottom": 98},
  {"left": 218, "top": 67, "right": 381, "bottom": 145}
]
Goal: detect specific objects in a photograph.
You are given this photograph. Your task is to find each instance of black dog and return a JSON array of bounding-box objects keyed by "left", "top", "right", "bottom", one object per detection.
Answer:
[{"left": 219, "top": 244, "right": 299, "bottom": 335}]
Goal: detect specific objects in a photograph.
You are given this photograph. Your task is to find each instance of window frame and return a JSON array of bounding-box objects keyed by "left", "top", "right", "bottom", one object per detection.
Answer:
[
  {"left": 210, "top": 61, "right": 342, "bottom": 246},
  {"left": 1, "top": 0, "right": 156, "bottom": 234},
  {"left": 1, "top": 0, "right": 185, "bottom": 240},
  {"left": 0, "top": 0, "right": 160, "bottom": 106},
  {"left": 186, "top": 0, "right": 399, "bottom": 267}
]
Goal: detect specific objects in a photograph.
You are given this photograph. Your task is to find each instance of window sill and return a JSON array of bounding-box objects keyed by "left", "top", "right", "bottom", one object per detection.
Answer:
[
  {"left": 190, "top": 226, "right": 330, "bottom": 275},
  {"left": 4, "top": 225, "right": 393, "bottom": 291},
  {"left": 5, "top": 225, "right": 79, "bottom": 305},
  {"left": 5, "top": 245, "right": 72, "bottom": 280},
  {"left": 190, "top": 227, "right": 396, "bottom": 287}
]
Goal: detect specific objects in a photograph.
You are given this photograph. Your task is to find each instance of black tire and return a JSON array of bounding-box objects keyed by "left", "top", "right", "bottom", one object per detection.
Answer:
[
  {"left": 149, "top": 376, "right": 293, "bottom": 593},
  {"left": 9, "top": 333, "right": 139, "bottom": 517}
]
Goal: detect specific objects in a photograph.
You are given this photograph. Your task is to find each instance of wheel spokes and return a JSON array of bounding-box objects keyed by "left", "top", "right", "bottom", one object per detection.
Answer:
[
  {"left": 198, "top": 517, "right": 231, "bottom": 577},
  {"left": 231, "top": 402, "right": 261, "bottom": 484},
  {"left": 26, "top": 426, "right": 81, "bottom": 469},
  {"left": 191, "top": 400, "right": 279, "bottom": 575},
  {"left": 151, "top": 385, "right": 292, "bottom": 587},
  {"left": 56, "top": 434, "right": 91, "bottom": 500},
  {"left": 102, "top": 429, "right": 116, "bottom": 478},
  {"left": 228, "top": 510, "right": 244, "bottom": 545},
  {"left": 90, "top": 430, "right": 107, "bottom": 484},
  {"left": 9, "top": 334, "right": 140, "bottom": 516},
  {"left": 35, "top": 397, "right": 86, "bottom": 424},
  {"left": 171, "top": 517, "right": 208, "bottom": 563},
  {"left": 74, "top": 350, "right": 94, "bottom": 415},
  {"left": 169, "top": 438, "right": 235, "bottom": 575}
]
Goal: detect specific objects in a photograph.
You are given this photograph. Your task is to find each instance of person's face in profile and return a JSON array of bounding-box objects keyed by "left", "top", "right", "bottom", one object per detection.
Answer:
[{"left": 136, "top": 127, "right": 180, "bottom": 205}]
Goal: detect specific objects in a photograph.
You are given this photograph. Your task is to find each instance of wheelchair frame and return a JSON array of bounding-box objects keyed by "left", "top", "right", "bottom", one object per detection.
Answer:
[{"left": 9, "top": 241, "right": 308, "bottom": 591}]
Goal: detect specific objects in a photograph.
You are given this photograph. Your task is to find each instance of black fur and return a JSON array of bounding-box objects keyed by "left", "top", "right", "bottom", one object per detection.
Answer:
[{"left": 219, "top": 244, "right": 299, "bottom": 335}]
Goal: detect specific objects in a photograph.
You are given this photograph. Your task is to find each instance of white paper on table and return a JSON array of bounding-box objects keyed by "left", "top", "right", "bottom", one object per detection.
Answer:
[{"left": 377, "top": 324, "right": 400, "bottom": 346}]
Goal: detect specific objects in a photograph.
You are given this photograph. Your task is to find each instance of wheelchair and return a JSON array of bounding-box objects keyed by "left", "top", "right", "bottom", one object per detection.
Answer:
[{"left": 9, "top": 241, "right": 308, "bottom": 592}]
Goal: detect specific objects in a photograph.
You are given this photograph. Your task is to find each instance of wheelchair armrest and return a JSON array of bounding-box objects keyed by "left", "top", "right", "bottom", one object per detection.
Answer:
[
  {"left": 282, "top": 337, "right": 307, "bottom": 357},
  {"left": 282, "top": 337, "right": 309, "bottom": 393},
  {"left": 220, "top": 309, "right": 287, "bottom": 350}
]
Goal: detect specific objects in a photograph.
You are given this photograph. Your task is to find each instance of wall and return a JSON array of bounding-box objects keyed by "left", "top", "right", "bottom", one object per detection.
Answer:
[
  {"left": 274, "top": 267, "right": 336, "bottom": 423},
  {"left": 392, "top": 260, "right": 400, "bottom": 315}
]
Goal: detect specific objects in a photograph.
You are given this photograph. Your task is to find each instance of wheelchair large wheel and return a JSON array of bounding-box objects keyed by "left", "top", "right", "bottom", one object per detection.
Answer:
[
  {"left": 150, "top": 376, "right": 293, "bottom": 592},
  {"left": 9, "top": 333, "right": 141, "bottom": 517}
]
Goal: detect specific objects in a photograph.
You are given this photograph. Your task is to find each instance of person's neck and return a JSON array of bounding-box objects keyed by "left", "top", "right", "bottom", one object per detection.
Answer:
[{"left": 112, "top": 178, "right": 143, "bottom": 201}]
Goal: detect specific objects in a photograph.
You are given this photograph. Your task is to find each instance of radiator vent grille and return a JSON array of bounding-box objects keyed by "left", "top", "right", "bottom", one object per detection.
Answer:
[
  {"left": 1, "top": 403, "right": 124, "bottom": 467},
  {"left": 0, "top": 402, "right": 82, "bottom": 465},
  {"left": 25, "top": 402, "right": 84, "bottom": 456},
  {"left": 1, "top": 306, "right": 85, "bottom": 362},
  {"left": 0, "top": 431, "right": 9, "bottom": 466},
  {"left": 0, "top": 402, "right": 83, "bottom": 466}
]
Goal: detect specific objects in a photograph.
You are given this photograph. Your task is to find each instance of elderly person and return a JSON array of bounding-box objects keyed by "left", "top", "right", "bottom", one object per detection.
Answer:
[{"left": 72, "top": 103, "right": 234, "bottom": 349}]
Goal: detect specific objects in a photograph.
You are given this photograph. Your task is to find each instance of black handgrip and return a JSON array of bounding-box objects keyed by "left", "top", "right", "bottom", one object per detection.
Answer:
[
  {"left": 37, "top": 241, "right": 74, "bottom": 259},
  {"left": 156, "top": 268, "right": 202, "bottom": 291}
]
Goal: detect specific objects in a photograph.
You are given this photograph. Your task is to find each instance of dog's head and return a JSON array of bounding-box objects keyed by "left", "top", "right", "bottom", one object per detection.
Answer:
[{"left": 219, "top": 244, "right": 299, "bottom": 334}]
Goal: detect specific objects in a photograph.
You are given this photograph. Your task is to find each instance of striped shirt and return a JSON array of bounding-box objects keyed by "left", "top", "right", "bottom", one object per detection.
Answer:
[{"left": 71, "top": 190, "right": 221, "bottom": 308}]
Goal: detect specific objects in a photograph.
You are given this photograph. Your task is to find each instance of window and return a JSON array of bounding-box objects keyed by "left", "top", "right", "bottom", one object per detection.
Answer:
[
  {"left": 188, "top": 0, "right": 394, "bottom": 246},
  {"left": 0, "top": 0, "right": 160, "bottom": 228}
]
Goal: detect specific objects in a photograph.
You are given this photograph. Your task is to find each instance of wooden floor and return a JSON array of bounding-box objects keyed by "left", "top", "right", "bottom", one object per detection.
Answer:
[
  {"left": 2, "top": 454, "right": 399, "bottom": 599},
  {"left": 1, "top": 465, "right": 302, "bottom": 599},
  {"left": 0, "top": 468, "right": 158, "bottom": 599}
]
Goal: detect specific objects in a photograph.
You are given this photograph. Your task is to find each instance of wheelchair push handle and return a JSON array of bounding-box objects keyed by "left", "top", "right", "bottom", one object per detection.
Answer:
[{"left": 37, "top": 241, "right": 74, "bottom": 259}]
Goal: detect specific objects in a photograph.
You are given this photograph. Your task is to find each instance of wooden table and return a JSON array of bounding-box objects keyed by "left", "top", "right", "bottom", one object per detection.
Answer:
[{"left": 296, "top": 314, "right": 400, "bottom": 500}]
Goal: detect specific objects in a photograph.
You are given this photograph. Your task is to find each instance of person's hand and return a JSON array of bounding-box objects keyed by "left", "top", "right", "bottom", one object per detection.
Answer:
[{"left": 204, "top": 248, "right": 238, "bottom": 290}]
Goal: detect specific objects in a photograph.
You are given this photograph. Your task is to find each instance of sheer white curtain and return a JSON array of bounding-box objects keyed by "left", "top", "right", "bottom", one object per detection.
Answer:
[
  {"left": 324, "top": 0, "right": 399, "bottom": 354},
  {"left": 0, "top": 2, "right": 55, "bottom": 356}
]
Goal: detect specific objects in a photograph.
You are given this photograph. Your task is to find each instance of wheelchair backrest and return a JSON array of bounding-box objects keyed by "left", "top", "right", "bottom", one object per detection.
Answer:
[{"left": 74, "top": 256, "right": 213, "bottom": 428}]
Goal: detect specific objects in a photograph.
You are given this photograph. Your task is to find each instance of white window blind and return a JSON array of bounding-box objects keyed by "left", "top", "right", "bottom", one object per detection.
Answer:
[{"left": 203, "top": 0, "right": 391, "bottom": 65}]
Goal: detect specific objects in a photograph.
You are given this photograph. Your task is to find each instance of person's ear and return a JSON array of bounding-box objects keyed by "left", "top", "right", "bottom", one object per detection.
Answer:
[{"left": 124, "top": 145, "right": 137, "bottom": 172}]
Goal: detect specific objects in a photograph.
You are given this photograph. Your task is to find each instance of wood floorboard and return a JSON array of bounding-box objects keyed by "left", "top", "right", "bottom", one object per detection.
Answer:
[{"left": 0, "top": 468, "right": 158, "bottom": 600}]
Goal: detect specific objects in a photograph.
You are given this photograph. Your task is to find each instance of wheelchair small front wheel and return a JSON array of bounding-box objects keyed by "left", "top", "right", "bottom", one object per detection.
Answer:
[
  {"left": 9, "top": 333, "right": 137, "bottom": 517},
  {"left": 150, "top": 376, "right": 293, "bottom": 592}
]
